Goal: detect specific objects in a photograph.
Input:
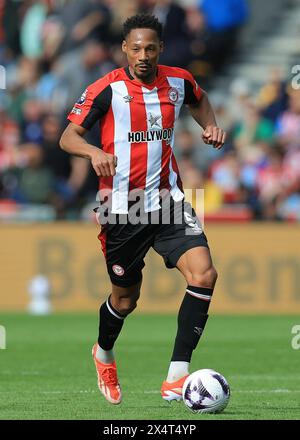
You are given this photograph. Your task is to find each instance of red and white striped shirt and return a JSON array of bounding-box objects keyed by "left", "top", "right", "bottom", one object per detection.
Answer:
[{"left": 67, "top": 65, "right": 202, "bottom": 213}]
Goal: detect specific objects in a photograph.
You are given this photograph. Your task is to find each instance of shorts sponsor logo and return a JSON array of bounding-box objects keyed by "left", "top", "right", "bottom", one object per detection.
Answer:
[
  {"left": 168, "top": 87, "right": 179, "bottom": 104},
  {"left": 112, "top": 265, "right": 125, "bottom": 276}
]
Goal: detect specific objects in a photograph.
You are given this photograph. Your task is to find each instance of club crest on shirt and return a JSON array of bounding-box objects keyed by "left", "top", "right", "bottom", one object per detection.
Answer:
[
  {"left": 77, "top": 89, "right": 87, "bottom": 105},
  {"left": 168, "top": 87, "right": 179, "bottom": 104}
]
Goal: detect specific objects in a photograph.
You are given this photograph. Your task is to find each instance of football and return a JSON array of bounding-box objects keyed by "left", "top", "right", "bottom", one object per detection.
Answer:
[{"left": 182, "top": 369, "right": 230, "bottom": 414}]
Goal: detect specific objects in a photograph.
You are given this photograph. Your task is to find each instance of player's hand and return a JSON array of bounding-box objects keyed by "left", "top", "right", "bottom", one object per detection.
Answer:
[
  {"left": 90, "top": 149, "right": 118, "bottom": 177},
  {"left": 202, "top": 125, "right": 226, "bottom": 149}
]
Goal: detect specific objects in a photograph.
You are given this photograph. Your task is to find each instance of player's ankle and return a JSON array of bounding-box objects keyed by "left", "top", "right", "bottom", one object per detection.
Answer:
[
  {"left": 166, "top": 361, "right": 189, "bottom": 382},
  {"left": 96, "top": 344, "right": 115, "bottom": 364}
]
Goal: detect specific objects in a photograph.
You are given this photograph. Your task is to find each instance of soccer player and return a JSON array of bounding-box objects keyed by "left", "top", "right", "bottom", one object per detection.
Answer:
[{"left": 60, "top": 14, "right": 226, "bottom": 405}]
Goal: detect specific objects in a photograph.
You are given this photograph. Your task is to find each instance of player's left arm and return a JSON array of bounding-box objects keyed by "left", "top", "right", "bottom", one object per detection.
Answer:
[{"left": 188, "top": 90, "right": 226, "bottom": 150}]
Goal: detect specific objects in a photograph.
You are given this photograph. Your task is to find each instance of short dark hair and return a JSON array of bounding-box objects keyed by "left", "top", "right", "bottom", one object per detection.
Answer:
[{"left": 123, "top": 14, "right": 163, "bottom": 40}]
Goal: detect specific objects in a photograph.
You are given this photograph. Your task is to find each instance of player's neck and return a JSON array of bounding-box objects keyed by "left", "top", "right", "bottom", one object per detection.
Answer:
[{"left": 128, "top": 65, "right": 158, "bottom": 85}]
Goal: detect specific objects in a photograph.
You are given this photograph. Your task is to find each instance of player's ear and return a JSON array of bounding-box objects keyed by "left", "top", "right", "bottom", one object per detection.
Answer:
[
  {"left": 122, "top": 40, "right": 127, "bottom": 53},
  {"left": 159, "top": 41, "right": 164, "bottom": 53}
]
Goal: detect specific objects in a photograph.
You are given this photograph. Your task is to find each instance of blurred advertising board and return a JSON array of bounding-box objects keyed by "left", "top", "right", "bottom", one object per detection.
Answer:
[{"left": 0, "top": 223, "right": 300, "bottom": 314}]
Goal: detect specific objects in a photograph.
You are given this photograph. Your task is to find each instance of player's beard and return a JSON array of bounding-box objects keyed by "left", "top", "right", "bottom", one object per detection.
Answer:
[{"left": 134, "top": 64, "right": 156, "bottom": 82}]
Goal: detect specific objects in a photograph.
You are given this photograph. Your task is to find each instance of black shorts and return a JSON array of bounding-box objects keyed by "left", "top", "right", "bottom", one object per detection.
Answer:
[{"left": 98, "top": 200, "right": 209, "bottom": 287}]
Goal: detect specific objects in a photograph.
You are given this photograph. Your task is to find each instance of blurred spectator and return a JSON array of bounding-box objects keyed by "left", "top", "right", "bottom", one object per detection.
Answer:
[
  {"left": 20, "top": 0, "right": 47, "bottom": 58},
  {"left": 56, "top": 0, "right": 112, "bottom": 53},
  {"left": 209, "top": 151, "right": 244, "bottom": 203},
  {"left": 15, "top": 142, "right": 55, "bottom": 204},
  {"left": 232, "top": 101, "right": 275, "bottom": 163},
  {"left": 40, "top": 11, "right": 65, "bottom": 62},
  {"left": 198, "top": 0, "right": 249, "bottom": 73},
  {"left": 276, "top": 146, "right": 300, "bottom": 220},
  {"left": 102, "top": 0, "right": 140, "bottom": 66},
  {"left": 178, "top": 155, "right": 224, "bottom": 215},
  {"left": 40, "top": 113, "right": 90, "bottom": 217},
  {"left": 54, "top": 39, "right": 116, "bottom": 111},
  {"left": 2, "top": 0, "right": 22, "bottom": 60},
  {"left": 175, "top": 126, "right": 223, "bottom": 173},
  {"left": 276, "top": 88, "right": 300, "bottom": 149},
  {"left": 185, "top": 5, "right": 209, "bottom": 82},
  {"left": 0, "top": 111, "right": 20, "bottom": 171},
  {"left": 21, "top": 99, "right": 44, "bottom": 143},
  {"left": 175, "top": 128, "right": 196, "bottom": 159},
  {"left": 142, "top": 0, "right": 191, "bottom": 67},
  {"left": 255, "top": 147, "right": 285, "bottom": 220},
  {"left": 202, "top": 177, "right": 224, "bottom": 214},
  {"left": 257, "top": 67, "right": 289, "bottom": 124},
  {"left": 5, "top": 57, "right": 41, "bottom": 123},
  {"left": 0, "top": 0, "right": 5, "bottom": 49},
  {"left": 228, "top": 77, "right": 252, "bottom": 122},
  {"left": 105, "top": 0, "right": 140, "bottom": 43},
  {"left": 41, "top": 113, "right": 70, "bottom": 180}
]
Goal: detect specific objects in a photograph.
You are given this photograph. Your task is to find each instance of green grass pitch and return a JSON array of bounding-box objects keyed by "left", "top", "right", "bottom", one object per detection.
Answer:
[{"left": 0, "top": 313, "right": 299, "bottom": 420}]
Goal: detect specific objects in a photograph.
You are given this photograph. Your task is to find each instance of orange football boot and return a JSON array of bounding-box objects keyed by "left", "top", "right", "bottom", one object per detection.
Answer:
[
  {"left": 161, "top": 375, "right": 189, "bottom": 402},
  {"left": 92, "top": 343, "right": 122, "bottom": 405}
]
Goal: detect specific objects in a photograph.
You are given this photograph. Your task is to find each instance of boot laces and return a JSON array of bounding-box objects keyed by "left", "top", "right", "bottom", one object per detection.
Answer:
[{"left": 102, "top": 366, "right": 118, "bottom": 386}]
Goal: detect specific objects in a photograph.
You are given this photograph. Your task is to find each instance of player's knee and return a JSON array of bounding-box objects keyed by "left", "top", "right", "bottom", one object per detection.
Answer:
[
  {"left": 186, "top": 266, "right": 218, "bottom": 289},
  {"left": 111, "top": 281, "right": 141, "bottom": 315},
  {"left": 117, "top": 298, "right": 138, "bottom": 315},
  {"left": 114, "top": 290, "right": 140, "bottom": 316}
]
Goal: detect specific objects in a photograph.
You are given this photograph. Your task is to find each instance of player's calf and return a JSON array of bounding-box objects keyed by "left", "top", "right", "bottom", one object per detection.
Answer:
[{"left": 161, "top": 285, "right": 214, "bottom": 402}]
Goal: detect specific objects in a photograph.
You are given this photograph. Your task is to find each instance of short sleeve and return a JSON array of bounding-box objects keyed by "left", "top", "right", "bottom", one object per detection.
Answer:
[
  {"left": 67, "top": 85, "right": 112, "bottom": 129},
  {"left": 183, "top": 71, "right": 202, "bottom": 105}
]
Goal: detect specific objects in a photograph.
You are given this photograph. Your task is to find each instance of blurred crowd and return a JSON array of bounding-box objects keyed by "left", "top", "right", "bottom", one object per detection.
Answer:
[
  {"left": 176, "top": 73, "right": 300, "bottom": 221},
  {"left": 1, "top": 0, "right": 299, "bottom": 222}
]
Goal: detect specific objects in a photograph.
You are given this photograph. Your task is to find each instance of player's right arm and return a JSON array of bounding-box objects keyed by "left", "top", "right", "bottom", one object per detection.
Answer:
[
  {"left": 60, "top": 79, "right": 117, "bottom": 177},
  {"left": 59, "top": 122, "right": 117, "bottom": 177}
]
